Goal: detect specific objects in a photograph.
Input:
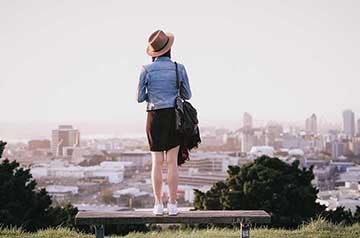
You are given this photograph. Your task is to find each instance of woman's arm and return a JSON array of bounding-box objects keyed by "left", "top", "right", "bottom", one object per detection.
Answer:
[
  {"left": 180, "top": 64, "right": 192, "bottom": 100},
  {"left": 137, "top": 66, "right": 148, "bottom": 103}
]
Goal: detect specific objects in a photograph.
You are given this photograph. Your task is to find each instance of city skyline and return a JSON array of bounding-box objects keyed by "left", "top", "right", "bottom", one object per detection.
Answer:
[
  {"left": 1, "top": 109, "right": 358, "bottom": 142},
  {"left": 1, "top": 0, "right": 360, "bottom": 126}
]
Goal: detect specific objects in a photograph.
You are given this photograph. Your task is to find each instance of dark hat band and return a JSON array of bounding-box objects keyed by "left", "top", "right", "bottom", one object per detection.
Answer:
[{"left": 153, "top": 36, "right": 169, "bottom": 52}]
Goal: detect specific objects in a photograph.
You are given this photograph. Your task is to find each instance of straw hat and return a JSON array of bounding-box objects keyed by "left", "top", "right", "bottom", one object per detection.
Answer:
[{"left": 146, "top": 30, "right": 174, "bottom": 57}]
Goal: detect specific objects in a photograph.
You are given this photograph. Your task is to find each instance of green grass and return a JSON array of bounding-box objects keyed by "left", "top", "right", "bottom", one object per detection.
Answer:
[{"left": 1, "top": 219, "right": 360, "bottom": 238}]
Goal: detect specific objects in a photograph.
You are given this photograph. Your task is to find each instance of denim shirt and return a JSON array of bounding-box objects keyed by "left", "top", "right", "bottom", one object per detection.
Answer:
[{"left": 137, "top": 56, "right": 192, "bottom": 111}]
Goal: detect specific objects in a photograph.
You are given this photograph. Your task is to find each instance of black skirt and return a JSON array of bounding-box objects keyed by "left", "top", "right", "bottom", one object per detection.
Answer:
[{"left": 146, "top": 107, "right": 181, "bottom": 152}]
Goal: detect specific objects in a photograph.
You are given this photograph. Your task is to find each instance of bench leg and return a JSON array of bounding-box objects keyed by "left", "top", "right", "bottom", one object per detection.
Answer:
[
  {"left": 94, "top": 225, "right": 105, "bottom": 238},
  {"left": 240, "top": 221, "right": 250, "bottom": 238}
]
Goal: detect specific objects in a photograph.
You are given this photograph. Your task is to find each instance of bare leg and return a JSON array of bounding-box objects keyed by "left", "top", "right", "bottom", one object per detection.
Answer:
[
  {"left": 151, "top": 151, "right": 165, "bottom": 205},
  {"left": 165, "top": 145, "right": 180, "bottom": 204}
]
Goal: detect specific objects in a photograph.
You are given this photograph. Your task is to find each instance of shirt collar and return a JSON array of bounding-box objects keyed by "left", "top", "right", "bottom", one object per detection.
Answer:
[{"left": 155, "top": 56, "right": 172, "bottom": 62}]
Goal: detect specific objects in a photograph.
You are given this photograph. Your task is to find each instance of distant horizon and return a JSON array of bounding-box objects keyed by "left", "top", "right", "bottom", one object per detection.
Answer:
[{"left": 0, "top": 114, "right": 345, "bottom": 142}]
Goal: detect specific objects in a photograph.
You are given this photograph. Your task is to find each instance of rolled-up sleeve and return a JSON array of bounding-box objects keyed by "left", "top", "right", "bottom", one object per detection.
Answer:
[
  {"left": 137, "top": 66, "right": 148, "bottom": 103},
  {"left": 180, "top": 65, "right": 192, "bottom": 100}
]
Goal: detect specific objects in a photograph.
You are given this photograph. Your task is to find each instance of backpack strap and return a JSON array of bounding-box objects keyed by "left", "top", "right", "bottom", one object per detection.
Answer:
[{"left": 175, "top": 62, "right": 182, "bottom": 97}]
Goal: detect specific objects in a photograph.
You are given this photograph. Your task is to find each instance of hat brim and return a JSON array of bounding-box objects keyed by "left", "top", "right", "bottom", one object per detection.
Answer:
[{"left": 146, "top": 32, "right": 174, "bottom": 57}]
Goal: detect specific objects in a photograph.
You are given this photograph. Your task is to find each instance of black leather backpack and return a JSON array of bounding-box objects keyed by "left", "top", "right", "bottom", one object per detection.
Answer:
[{"left": 174, "top": 62, "right": 201, "bottom": 165}]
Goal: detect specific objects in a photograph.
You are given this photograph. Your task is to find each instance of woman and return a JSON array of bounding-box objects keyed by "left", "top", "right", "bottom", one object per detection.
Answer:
[{"left": 137, "top": 30, "right": 192, "bottom": 215}]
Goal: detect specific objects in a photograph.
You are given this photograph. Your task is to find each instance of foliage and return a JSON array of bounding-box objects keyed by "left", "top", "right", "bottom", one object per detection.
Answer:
[
  {"left": 47, "top": 203, "right": 79, "bottom": 229},
  {"left": 0, "top": 141, "right": 77, "bottom": 231},
  {"left": 194, "top": 155, "right": 325, "bottom": 228},
  {"left": 322, "top": 206, "right": 360, "bottom": 225},
  {"left": 0, "top": 141, "right": 6, "bottom": 157},
  {"left": 0, "top": 158, "right": 52, "bottom": 231},
  {"left": 354, "top": 206, "right": 360, "bottom": 222}
]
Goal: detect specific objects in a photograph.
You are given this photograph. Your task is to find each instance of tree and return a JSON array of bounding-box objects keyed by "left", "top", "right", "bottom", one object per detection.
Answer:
[
  {"left": 0, "top": 141, "right": 77, "bottom": 231},
  {"left": 47, "top": 203, "right": 78, "bottom": 229},
  {"left": 194, "top": 155, "right": 325, "bottom": 228},
  {"left": 0, "top": 141, "right": 6, "bottom": 158},
  {"left": 354, "top": 206, "right": 360, "bottom": 223},
  {"left": 194, "top": 180, "right": 228, "bottom": 210},
  {"left": 0, "top": 159, "right": 52, "bottom": 231},
  {"left": 322, "top": 206, "right": 357, "bottom": 225}
]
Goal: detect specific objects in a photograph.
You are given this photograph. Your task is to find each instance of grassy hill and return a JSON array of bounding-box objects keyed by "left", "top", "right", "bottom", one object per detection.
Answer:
[{"left": 1, "top": 219, "right": 360, "bottom": 238}]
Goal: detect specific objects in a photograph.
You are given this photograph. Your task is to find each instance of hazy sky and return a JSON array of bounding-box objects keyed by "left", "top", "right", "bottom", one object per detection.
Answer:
[{"left": 1, "top": 0, "right": 360, "bottom": 131}]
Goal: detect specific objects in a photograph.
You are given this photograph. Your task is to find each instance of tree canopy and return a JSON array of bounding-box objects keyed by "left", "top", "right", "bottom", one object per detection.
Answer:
[
  {"left": 0, "top": 141, "right": 77, "bottom": 231},
  {"left": 194, "top": 155, "right": 325, "bottom": 228}
]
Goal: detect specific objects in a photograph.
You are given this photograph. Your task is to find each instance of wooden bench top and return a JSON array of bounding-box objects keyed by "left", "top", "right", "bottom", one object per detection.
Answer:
[{"left": 76, "top": 210, "right": 271, "bottom": 225}]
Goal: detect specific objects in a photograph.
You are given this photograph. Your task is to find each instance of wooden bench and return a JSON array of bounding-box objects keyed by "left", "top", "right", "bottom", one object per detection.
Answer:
[{"left": 76, "top": 210, "right": 271, "bottom": 238}]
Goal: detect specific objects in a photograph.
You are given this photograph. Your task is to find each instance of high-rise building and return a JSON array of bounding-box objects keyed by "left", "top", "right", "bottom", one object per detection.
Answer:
[
  {"left": 305, "top": 113, "right": 317, "bottom": 135},
  {"left": 241, "top": 131, "right": 255, "bottom": 153},
  {"left": 243, "top": 112, "right": 253, "bottom": 129},
  {"left": 342, "top": 110, "right": 355, "bottom": 138},
  {"left": 51, "top": 125, "right": 80, "bottom": 157},
  {"left": 357, "top": 118, "right": 360, "bottom": 136}
]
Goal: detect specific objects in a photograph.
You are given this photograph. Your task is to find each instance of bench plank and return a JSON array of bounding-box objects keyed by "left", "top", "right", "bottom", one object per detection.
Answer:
[{"left": 76, "top": 210, "right": 270, "bottom": 225}]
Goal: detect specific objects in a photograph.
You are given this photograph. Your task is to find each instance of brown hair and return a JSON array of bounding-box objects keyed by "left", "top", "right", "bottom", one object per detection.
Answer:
[{"left": 152, "top": 49, "right": 171, "bottom": 62}]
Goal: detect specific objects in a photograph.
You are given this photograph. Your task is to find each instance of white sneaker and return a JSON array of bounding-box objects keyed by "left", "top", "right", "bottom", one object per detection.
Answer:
[
  {"left": 153, "top": 203, "right": 164, "bottom": 216},
  {"left": 167, "top": 201, "right": 178, "bottom": 216}
]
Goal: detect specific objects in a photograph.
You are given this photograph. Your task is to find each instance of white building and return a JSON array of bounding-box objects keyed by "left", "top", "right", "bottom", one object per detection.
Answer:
[
  {"left": 46, "top": 185, "right": 79, "bottom": 201},
  {"left": 74, "top": 203, "right": 130, "bottom": 212},
  {"left": 113, "top": 187, "right": 150, "bottom": 199},
  {"left": 177, "top": 185, "right": 211, "bottom": 203},
  {"left": 30, "top": 160, "right": 126, "bottom": 183},
  {"left": 288, "top": 148, "right": 304, "bottom": 157},
  {"left": 317, "top": 187, "right": 360, "bottom": 213},
  {"left": 46, "top": 185, "right": 79, "bottom": 194},
  {"left": 249, "top": 146, "right": 274, "bottom": 158},
  {"left": 177, "top": 152, "right": 240, "bottom": 173}
]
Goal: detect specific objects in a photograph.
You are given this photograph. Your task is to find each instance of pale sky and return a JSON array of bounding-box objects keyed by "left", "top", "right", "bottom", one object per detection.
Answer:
[{"left": 1, "top": 0, "right": 360, "bottom": 133}]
